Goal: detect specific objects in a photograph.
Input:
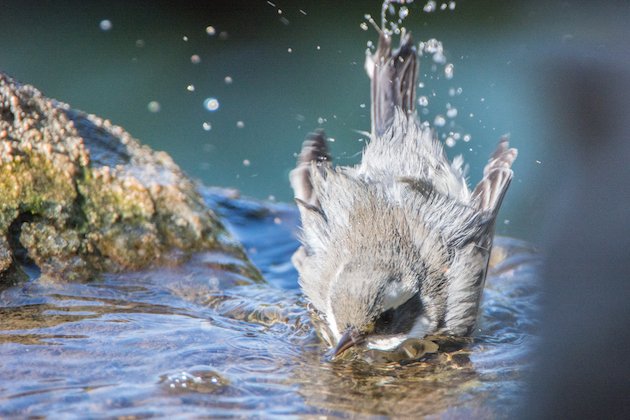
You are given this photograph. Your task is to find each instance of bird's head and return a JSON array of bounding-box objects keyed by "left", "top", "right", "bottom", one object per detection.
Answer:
[{"left": 323, "top": 261, "right": 434, "bottom": 358}]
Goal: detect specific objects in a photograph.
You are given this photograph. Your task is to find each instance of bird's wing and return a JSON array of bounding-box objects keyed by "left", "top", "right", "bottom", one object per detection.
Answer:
[{"left": 289, "top": 130, "right": 331, "bottom": 209}]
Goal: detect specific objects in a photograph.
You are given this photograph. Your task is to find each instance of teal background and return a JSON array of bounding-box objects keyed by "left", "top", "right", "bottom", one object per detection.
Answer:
[{"left": 1, "top": 1, "right": 628, "bottom": 243}]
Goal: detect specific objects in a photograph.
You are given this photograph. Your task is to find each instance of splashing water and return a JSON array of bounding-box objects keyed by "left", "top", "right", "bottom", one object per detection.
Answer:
[{"left": 0, "top": 188, "right": 542, "bottom": 417}]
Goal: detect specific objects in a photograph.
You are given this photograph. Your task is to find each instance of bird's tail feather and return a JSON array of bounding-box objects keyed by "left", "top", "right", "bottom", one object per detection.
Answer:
[{"left": 366, "top": 31, "right": 418, "bottom": 138}]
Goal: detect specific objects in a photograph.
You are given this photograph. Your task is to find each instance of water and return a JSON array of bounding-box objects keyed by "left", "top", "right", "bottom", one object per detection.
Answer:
[{"left": 0, "top": 188, "right": 541, "bottom": 417}]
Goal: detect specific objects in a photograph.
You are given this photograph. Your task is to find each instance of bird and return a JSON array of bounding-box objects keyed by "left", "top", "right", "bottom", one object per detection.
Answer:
[{"left": 289, "top": 30, "right": 517, "bottom": 359}]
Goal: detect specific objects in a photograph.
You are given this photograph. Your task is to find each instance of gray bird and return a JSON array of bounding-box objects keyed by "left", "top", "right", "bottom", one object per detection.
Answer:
[{"left": 290, "top": 32, "right": 517, "bottom": 358}]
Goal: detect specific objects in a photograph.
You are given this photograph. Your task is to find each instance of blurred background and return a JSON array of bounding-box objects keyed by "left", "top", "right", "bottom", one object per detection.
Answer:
[{"left": 1, "top": 0, "right": 628, "bottom": 244}]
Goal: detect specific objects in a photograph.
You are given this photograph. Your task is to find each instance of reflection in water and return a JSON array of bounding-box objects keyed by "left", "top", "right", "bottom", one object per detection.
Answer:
[{"left": 0, "top": 190, "right": 540, "bottom": 417}]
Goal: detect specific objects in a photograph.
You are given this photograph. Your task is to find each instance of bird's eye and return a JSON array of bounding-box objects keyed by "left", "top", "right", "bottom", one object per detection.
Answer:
[
  {"left": 373, "top": 292, "right": 423, "bottom": 335},
  {"left": 375, "top": 308, "right": 395, "bottom": 328}
]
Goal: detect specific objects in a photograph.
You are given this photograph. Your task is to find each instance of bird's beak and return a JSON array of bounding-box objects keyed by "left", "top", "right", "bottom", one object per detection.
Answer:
[{"left": 331, "top": 328, "right": 366, "bottom": 358}]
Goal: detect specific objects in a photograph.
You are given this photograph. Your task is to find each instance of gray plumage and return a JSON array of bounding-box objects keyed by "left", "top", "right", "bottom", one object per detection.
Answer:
[{"left": 290, "top": 32, "right": 517, "bottom": 355}]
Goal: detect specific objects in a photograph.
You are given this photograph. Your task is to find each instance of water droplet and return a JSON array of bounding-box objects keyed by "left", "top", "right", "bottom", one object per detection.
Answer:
[
  {"left": 206, "top": 26, "right": 216, "bottom": 36},
  {"left": 418, "top": 96, "right": 429, "bottom": 107},
  {"left": 186, "top": 84, "right": 195, "bottom": 92},
  {"left": 480, "top": 97, "right": 486, "bottom": 102},
  {"left": 535, "top": 160, "right": 542, "bottom": 164},
  {"left": 182, "top": 36, "right": 189, "bottom": 42},
  {"left": 317, "top": 117, "right": 325, "bottom": 124},
  {"left": 273, "top": 217, "right": 282, "bottom": 225},
  {"left": 236, "top": 121, "right": 245, "bottom": 128},
  {"left": 503, "top": 219, "right": 510, "bottom": 225},
  {"left": 99, "top": 19, "right": 112, "bottom": 31},
  {"left": 440, "top": 2, "right": 448, "bottom": 10},
  {"left": 449, "top": 1, "right": 457, "bottom": 10},
  {"left": 135, "top": 39, "right": 145, "bottom": 48},
  {"left": 219, "top": 31, "right": 229, "bottom": 40},
  {"left": 202, "top": 122, "right": 212, "bottom": 131},
  {"left": 434, "top": 115, "right": 446, "bottom": 127},
  {"left": 242, "top": 159, "right": 251, "bottom": 166},
  {"left": 360, "top": 103, "right": 366, "bottom": 108},
  {"left": 446, "top": 107, "right": 458, "bottom": 118},
  {"left": 433, "top": 52, "right": 446, "bottom": 64},
  {"left": 287, "top": 47, "right": 293, "bottom": 53},
  {"left": 445, "top": 63, "right": 454, "bottom": 79},
  {"left": 191, "top": 54, "right": 201, "bottom": 64},
  {"left": 316, "top": 45, "right": 321, "bottom": 50},
  {"left": 445, "top": 137, "right": 456, "bottom": 147},
  {"left": 224, "top": 76, "right": 233, "bottom": 84},
  {"left": 423, "top": 1, "right": 437, "bottom": 13},
  {"left": 147, "top": 101, "right": 161, "bottom": 113},
  {"left": 463, "top": 134, "right": 471, "bottom": 142},
  {"left": 360, "top": 22, "right": 369, "bottom": 31},
  {"left": 399, "top": 6, "right": 409, "bottom": 19},
  {"left": 328, "top": 137, "right": 335, "bottom": 142},
  {"left": 204, "top": 98, "right": 220, "bottom": 112}
]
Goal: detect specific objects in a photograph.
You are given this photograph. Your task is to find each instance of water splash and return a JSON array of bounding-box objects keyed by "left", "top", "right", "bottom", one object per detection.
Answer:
[
  {"left": 203, "top": 98, "right": 220, "bottom": 112},
  {"left": 99, "top": 19, "right": 112, "bottom": 31}
]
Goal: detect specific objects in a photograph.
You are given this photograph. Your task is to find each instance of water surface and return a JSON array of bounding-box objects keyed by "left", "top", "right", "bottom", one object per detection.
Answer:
[{"left": 0, "top": 188, "right": 540, "bottom": 417}]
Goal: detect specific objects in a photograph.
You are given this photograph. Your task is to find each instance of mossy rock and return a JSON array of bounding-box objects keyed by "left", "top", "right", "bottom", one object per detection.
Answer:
[{"left": 0, "top": 72, "right": 253, "bottom": 282}]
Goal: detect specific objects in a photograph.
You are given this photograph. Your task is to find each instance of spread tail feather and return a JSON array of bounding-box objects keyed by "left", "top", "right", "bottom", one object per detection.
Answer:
[
  {"left": 472, "top": 136, "right": 518, "bottom": 215},
  {"left": 366, "top": 31, "right": 417, "bottom": 138}
]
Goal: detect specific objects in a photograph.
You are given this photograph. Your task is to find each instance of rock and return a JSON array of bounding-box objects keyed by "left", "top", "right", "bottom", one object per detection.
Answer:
[{"left": 0, "top": 72, "right": 252, "bottom": 282}]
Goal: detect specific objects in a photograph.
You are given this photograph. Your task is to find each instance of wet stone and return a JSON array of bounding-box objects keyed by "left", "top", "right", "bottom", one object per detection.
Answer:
[{"left": 0, "top": 72, "right": 254, "bottom": 283}]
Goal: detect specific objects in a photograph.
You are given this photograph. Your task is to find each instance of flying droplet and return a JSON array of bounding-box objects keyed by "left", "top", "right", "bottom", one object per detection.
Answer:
[
  {"left": 434, "top": 115, "right": 446, "bottom": 127},
  {"left": 191, "top": 54, "right": 201, "bottom": 64},
  {"left": 99, "top": 19, "right": 112, "bottom": 31},
  {"left": 423, "top": 1, "right": 437, "bottom": 13},
  {"left": 204, "top": 98, "right": 220, "bottom": 112},
  {"left": 444, "top": 63, "right": 454, "bottom": 79},
  {"left": 224, "top": 76, "right": 233, "bottom": 84},
  {"left": 206, "top": 26, "right": 216, "bottom": 36},
  {"left": 147, "top": 101, "right": 161, "bottom": 113},
  {"left": 418, "top": 96, "right": 429, "bottom": 107},
  {"left": 360, "top": 22, "right": 369, "bottom": 31},
  {"left": 236, "top": 121, "right": 245, "bottom": 128},
  {"left": 186, "top": 84, "right": 195, "bottom": 92},
  {"left": 446, "top": 107, "right": 458, "bottom": 118},
  {"left": 202, "top": 122, "right": 212, "bottom": 131}
]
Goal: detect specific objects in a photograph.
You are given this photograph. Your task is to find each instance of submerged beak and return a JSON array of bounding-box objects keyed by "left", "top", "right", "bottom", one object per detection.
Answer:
[{"left": 331, "top": 328, "right": 366, "bottom": 358}]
